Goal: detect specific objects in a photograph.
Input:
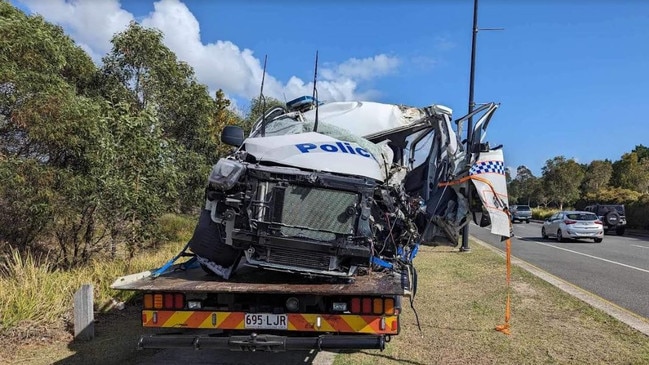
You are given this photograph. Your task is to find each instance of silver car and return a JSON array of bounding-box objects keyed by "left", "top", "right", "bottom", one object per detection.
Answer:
[{"left": 541, "top": 211, "right": 604, "bottom": 243}]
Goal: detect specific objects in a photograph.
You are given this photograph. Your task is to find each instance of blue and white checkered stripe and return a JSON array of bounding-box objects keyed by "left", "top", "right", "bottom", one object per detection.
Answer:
[{"left": 469, "top": 160, "right": 505, "bottom": 175}]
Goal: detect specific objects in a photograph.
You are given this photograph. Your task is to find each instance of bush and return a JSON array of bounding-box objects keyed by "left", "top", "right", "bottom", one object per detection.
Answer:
[
  {"left": 157, "top": 213, "right": 196, "bottom": 243},
  {"left": 532, "top": 207, "right": 558, "bottom": 220}
]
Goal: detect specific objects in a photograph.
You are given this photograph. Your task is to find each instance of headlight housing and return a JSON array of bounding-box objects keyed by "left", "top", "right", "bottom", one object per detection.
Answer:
[{"left": 208, "top": 158, "right": 246, "bottom": 190}]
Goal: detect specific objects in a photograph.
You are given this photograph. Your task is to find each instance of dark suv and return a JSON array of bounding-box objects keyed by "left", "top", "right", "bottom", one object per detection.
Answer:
[{"left": 584, "top": 204, "right": 626, "bottom": 235}]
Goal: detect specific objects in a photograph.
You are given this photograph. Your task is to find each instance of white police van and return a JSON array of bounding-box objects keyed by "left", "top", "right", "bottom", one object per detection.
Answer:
[{"left": 189, "top": 96, "right": 507, "bottom": 278}]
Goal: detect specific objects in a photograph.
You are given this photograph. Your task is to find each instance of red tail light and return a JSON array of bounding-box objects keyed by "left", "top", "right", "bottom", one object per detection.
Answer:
[
  {"left": 350, "top": 298, "right": 361, "bottom": 314},
  {"left": 145, "top": 292, "right": 185, "bottom": 309},
  {"left": 564, "top": 219, "right": 577, "bottom": 225},
  {"left": 164, "top": 293, "right": 174, "bottom": 309},
  {"left": 349, "top": 297, "right": 397, "bottom": 315},
  {"left": 362, "top": 298, "right": 372, "bottom": 314},
  {"left": 595, "top": 220, "right": 603, "bottom": 225},
  {"left": 174, "top": 293, "right": 184, "bottom": 309}
]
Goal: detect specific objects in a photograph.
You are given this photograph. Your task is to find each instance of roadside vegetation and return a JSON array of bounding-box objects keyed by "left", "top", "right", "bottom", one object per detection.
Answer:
[
  {"left": 0, "top": 214, "right": 193, "bottom": 337},
  {"left": 507, "top": 153, "right": 649, "bottom": 229}
]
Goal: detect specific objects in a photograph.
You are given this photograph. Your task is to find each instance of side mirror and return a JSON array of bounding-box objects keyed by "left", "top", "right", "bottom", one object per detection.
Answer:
[{"left": 221, "top": 126, "right": 244, "bottom": 147}]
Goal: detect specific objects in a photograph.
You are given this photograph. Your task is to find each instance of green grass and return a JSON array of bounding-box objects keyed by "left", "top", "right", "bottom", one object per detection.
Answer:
[
  {"left": 334, "top": 243, "right": 649, "bottom": 365},
  {"left": 0, "top": 213, "right": 194, "bottom": 335}
]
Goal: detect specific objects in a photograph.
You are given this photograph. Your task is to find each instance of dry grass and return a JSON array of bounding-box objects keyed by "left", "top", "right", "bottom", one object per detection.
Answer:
[
  {"left": 0, "top": 213, "right": 194, "bottom": 337},
  {"left": 334, "top": 243, "right": 649, "bottom": 365}
]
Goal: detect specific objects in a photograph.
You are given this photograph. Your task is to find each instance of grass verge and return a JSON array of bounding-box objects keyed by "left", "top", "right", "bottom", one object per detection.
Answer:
[
  {"left": 0, "top": 213, "right": 194, "bottom": 338},
  {"left": 2, "top": 235, "right": 649, "bottom": 364},
  {"left": 334, "top": 243, "right": 649, "bottom": 365}
]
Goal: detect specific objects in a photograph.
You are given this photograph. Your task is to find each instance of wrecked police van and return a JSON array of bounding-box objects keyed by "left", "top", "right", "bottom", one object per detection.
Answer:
[{"left": 188, "top": 97, "right": 503, "bottom": 279}]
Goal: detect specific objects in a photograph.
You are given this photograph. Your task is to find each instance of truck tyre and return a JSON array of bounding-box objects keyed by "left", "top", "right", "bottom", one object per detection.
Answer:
[{"left": 188, "top": 210, "right": 240, "bottom": 267}]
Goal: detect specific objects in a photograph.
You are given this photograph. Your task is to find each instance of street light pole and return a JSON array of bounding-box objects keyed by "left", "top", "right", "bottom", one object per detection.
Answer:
[{"left": 460, "top": 0, "right": 480, "bottom": 252}]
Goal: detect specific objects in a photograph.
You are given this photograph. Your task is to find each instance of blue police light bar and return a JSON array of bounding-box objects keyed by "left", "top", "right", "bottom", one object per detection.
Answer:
[{"left": 286, "top": 95, "right": 320, "bottom": 112}]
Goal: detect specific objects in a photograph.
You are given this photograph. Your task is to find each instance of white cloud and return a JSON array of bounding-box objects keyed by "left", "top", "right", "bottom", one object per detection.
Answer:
[
  {"left": 18, "top": 0, "right": 400, "bottom": 103},
  {"left": 321, "top": 55, "right": 400, "bottom": 81},
  {"left": 20, "top": 0, "right": 134, "bottom": 60}
]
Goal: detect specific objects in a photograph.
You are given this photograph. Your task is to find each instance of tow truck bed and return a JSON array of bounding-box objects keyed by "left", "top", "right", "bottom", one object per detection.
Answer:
[{"left": 111, "top": 264, "right": 411, "bottom": 296}]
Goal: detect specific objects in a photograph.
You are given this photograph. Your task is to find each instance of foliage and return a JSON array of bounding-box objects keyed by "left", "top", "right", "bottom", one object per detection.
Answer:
[
  {"left": 541, "top": 156, "right": 585, "bottom": 210},
  {"left": 243, "top": 96, "right": 286, "bottom": 134},
  {"left": 532, "top": 207, "right": 558, "bottom": 220},
  {"left": 632, "top": 144, "right": 649, "bottom": 161},
  {"left": 212, "top": 89, "right": 244, "bottom": 156},
  {"left": 580, "top": 160, "right": 612, "bottom": 195},
  {"left": 101, "top": 21, "right": 220, "bottom": 211},
  {"left": 0, "top": 214, "right": 193, "bottom": 333},
  {"left": 626, "top": 198, "right": 649, "bottom": 230},
  {"left": 611, "top": 152, "right": 649, "bottom": 194},
  {"left": 0, "top": 5, "right": 246, "bottom": 266},
  {"left": 582, "top": 187, "right": 642, "bottom": 205}
]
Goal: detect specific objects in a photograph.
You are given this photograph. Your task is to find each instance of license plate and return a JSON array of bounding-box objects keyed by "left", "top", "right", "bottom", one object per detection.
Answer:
[{"left": 244, "top": 313, "right": 288, "bottom": 330}]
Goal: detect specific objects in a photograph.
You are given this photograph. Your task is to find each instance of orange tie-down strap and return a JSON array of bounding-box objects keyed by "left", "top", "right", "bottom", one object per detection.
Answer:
[{"left": 439, "top": 175, "right": 512, "bottom": 335}]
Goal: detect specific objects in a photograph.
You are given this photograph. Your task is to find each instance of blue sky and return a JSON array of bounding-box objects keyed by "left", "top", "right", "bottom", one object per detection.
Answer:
[{"left": 13, "top": 0, "right": 649, "bottom": 176}]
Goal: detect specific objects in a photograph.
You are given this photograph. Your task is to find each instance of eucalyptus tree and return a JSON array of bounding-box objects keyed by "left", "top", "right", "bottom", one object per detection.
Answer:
[
  {"left": 101, "top": 22, "right": 228, "bottom": 210},
  {"left": 542, "top": 156, "right": 585, "bottom": 210},
  {"left": 581, "top": 160, "right": 613, "bottom": 195},
  {"left": 611, "top": 152, "right": 649, "bottom": 194}
]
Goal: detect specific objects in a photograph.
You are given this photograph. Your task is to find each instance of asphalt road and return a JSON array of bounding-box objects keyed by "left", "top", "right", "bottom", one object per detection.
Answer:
[{"left": 471, "top": 221, "right": 649, "bottom": 319}]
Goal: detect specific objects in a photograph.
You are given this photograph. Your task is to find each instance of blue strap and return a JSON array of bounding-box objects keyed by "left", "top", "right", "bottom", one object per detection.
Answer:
[
  {"left": 371, "top": 256, "right": 394, "bottom": 269},
  {"left": 152, "top": 242, "right": 190, "bottom": 278}
]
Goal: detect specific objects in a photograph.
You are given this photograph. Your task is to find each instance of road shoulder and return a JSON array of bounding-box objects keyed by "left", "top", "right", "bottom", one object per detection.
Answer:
[{"left": 472, "top": 236, "right": 649, "bottom": 336}]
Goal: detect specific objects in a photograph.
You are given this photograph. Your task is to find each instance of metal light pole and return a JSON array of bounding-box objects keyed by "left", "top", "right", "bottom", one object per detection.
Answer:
[
  {"left": 460, "top": 0, "right": 503, "bottom": 252},
  {"left": 460, "top": 0, "right": 480, "bottom": 252}
]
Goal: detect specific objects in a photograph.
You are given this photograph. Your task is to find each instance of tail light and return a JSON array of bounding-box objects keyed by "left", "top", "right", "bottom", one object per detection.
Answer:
[
  {"left": 384, "top": 298, "right": 395, "bottom": 315},
  {"left": 564, "top": 219, "right": 577, "bottom": 225},
  {"left": 143, "top": 292, "right": 185, "bottom": 310},
  {"left": 351, "top": 298, "right": 361, "bottom": 313},
  {"left": 595, "top": 220, "right": 603, "bottom": 225},
  {"left": 362, "top": 298, "right": 372, "bottom": 313},
  {"left": 373, "top": 298, "right": 384, "bottom": 315},
  {"left": 348, "top": 296, "right": 398, "bottom": 315}
]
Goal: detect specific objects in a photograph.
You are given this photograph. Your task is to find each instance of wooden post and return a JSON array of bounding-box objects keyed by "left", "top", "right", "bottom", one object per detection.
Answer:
[{"left": 74, "top": 284, "right": 94, "bottom": 341}]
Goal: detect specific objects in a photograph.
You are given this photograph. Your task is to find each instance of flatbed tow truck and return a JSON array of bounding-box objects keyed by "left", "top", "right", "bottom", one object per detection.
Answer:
[
  {"left": 111, "top": 96, "right": 509, "bottom": 352},
  {"left": 111, "top": 258, "right": 412, "bottom": 351}
]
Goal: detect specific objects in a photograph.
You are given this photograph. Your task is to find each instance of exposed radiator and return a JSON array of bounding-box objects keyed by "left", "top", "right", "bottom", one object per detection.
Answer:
[{"left": 273, "top": 185, "right": 359, "bottom": 241}]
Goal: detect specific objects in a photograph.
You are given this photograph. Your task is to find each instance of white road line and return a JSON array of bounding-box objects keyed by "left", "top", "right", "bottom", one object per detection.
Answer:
[
  {"left": 534, "top": 240, "right": 649, "bottom": 274},
  {"left": 632, "top": 244, "right": 649, "bottom": 249}
]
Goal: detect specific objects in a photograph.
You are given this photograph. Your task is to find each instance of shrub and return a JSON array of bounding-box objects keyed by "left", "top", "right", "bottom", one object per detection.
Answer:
[{"left": 532, "top": 207, "right": 558, "bottom": 220}]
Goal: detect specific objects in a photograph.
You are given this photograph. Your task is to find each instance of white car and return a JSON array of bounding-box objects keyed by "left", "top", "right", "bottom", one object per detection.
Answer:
[{"left": 541, "top": 211, "right": 604, "bottom": 243}]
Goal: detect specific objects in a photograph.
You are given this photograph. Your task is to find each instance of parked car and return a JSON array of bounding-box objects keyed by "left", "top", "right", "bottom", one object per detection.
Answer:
[
  {"left": 510, "top": 204, "right": 532, "bottom": 223},
  {"left": 541, "top": 211, "right": 604, "bottom": 243},
  {"left": 583, "top": 204, "right": 626, "bottom": 235}
]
